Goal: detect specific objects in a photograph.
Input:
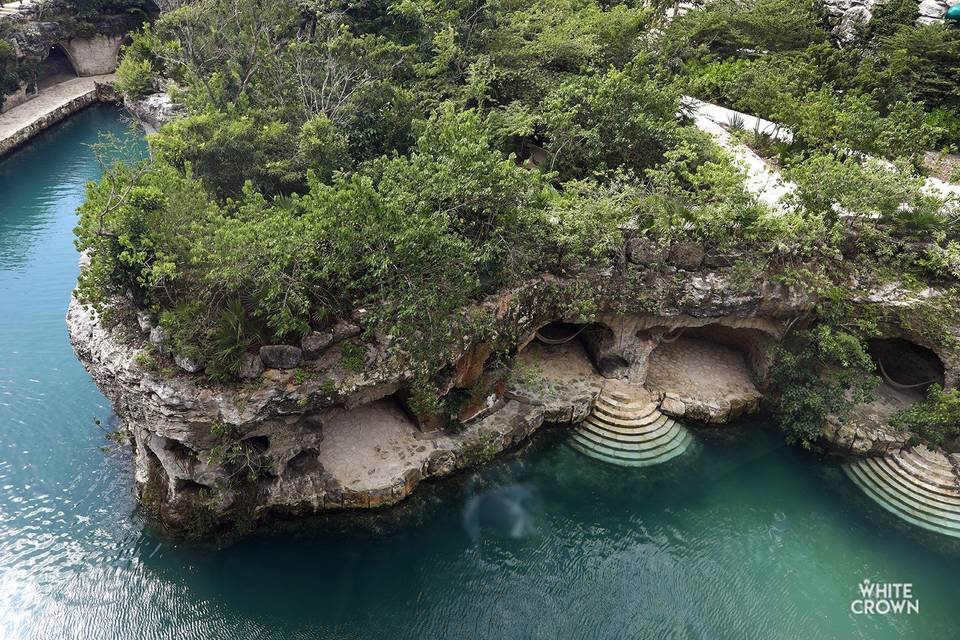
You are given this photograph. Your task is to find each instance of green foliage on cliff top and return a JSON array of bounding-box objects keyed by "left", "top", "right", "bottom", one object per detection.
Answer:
[
  {"left": 76, "top": 0, "right": 960, "bottom": 428},
  {"left": 668, "top": 0, "right": 960, "bottom": 153}
]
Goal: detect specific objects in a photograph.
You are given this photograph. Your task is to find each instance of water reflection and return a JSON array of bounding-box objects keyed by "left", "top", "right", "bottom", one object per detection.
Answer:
[{"left": 463, "top": 482, "right": 538, "bottom": 542}]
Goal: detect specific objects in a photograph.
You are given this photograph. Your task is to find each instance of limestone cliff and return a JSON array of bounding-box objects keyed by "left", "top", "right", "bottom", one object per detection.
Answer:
[{"left": 67, "top": 249, "right": 960, "bottom": 533}]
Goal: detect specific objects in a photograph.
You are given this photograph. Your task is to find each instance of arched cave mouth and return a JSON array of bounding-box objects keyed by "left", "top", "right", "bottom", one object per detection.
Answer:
[
  {"left": 869, "top": 338, "right": 944, "bottom": 396},
  {"left": 644, "top": 322, "right": 769, "bottom": 401},
  {"left": 38, "top": 45, "right": 78, "bottom": 90},
  {"left": 531, "top": 320, "right": 619, "bottom": 375}
]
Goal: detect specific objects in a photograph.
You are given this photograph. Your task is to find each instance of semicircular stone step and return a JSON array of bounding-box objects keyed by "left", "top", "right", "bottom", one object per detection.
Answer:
[
  {"left": 844, "top": 463, "right": 960, "bottom": 536},
  {"left": 569, "top": 430, "right": 692, "bottom": 467},
  {"left": 592, "top": 402, "right": 660, "bottom": 424},
  {"left": 594, "top": 396, "right": 658, "bottom": 416},
  {"left": 863, "top": 457, "right": 960, "bottom": 508},
  {"left": 851, "top": 462, "right": 960, "bottom": 526},
  {"left": 868, "top": 456, "right": 960, "bottom": 505},
  {"left": 574, "top": 421, "right": 686, "bottom": 453},
  {"left": 844, "top": 452, "right": 960, "bottom": 539},
  {"left": 568, "top": 383, "right": 694, "bottom": 468},
  {"left": 580, "top": 416, "right": 678, "bottom": 443},
  {"left": 583, "top": 413, "right": 671, "bottom": 436},
  {"left": 892, "top": 451, "right": 958, "bottom": 491}
]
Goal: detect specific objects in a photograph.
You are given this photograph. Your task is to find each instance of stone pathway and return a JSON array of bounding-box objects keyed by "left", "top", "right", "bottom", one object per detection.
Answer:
[
  {"left": 687, "top": 96, "right": 960, "bottom": 209},
  {"left": 646, "top": 338, "right": 757, "bottom": 400},
  {"left": 0, "top": 74, "right": 115, "bottom": 156},
  {"left": 0, "top": 1, "right": 32, "bottom": 18},
  {"left": 685, "top": 97, "right": 795, "bottom": 214}
]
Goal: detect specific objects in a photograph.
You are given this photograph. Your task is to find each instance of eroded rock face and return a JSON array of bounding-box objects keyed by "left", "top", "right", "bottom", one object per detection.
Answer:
[
  {"left": 68, "top": 255, "right": 960, "bottom": 533},
  {"left": 124, "top": 92, "right": 187, "bottom": 133},
  {"left": 68, "top": 298, "right": 570, "bottom": 532}
]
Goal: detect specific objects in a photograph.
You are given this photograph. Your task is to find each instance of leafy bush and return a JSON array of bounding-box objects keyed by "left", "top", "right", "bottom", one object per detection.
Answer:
[
  {"left": 73, "top": 0, "right": 960, "bottom": 427},
  {"left": 115, "top": 55, "right": 155, "bottom": 98},
  {"left": 664, "top": 0, "right": 827, "bottom": 58},
  {"left": 891, "top": 385, "right": 960, "bottom": 449},
  {"left": 768, "top": 325, "right": 879, "bottom": 447},
  {"left": 541, "top": 61, "right": 680, "bottom": 181}
]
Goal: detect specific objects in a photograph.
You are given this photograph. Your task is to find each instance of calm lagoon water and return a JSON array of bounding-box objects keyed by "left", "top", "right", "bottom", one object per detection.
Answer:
[{"left": 1, "top": 105, "right": 959, "bottom": 639}]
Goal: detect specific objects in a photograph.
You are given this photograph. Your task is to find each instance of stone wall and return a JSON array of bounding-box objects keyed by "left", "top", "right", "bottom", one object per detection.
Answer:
[
  {"left": 0, "top": 82, "right": 38, "bottom": 113},
  {"left": 60, "top": 34, "right": 125, "bottom": 76}
]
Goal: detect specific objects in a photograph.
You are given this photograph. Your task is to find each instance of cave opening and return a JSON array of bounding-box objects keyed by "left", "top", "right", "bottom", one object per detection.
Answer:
[
  {"left": 868, "top": 338, "right": 944, "bottom": 397},
  {"left": 644, "top": 322, "right": 771, "bottom": 410},
  {"left": 38, "top": 45, "right": 78, "bottom": 90}
]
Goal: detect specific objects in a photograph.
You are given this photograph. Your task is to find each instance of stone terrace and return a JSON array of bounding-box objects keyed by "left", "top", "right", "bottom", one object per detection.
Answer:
[{"left": 645, "top": 337, "right": 762, "bottom": 423}]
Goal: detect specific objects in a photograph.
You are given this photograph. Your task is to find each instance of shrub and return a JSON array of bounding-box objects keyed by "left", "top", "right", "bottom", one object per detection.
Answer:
[
  {"left": 890, "top": 385, "right": 960, "bottom": 449},
  {"left": 768, "top": 325, "right": 879, "bottom": 447},
  {"left": 115, "top": 55, "right": 155, "bottom": 98}
]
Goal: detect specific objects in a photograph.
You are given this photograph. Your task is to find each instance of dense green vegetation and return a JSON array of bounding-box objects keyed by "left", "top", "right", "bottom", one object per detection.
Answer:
[
  {"left": 671, "top": 0, "right": 960, "bottom": 155},
  {"left": 892, "top": 385, "right": 960, "bottom": 448},
  {"left": 78, "top": 0, "right": 960, "bottom": 445}
]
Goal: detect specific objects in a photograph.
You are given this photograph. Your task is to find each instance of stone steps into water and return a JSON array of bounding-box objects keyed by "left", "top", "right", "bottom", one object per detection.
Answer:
[
  {"left": 863, "top": 457, "right": 960, "bottom": 507},
  {"left": 576, "top": 419, "right": 685, "bottom": 451},
  {"left": 582, "top": 412, "right": 668, "bottom": 436},
  {"left": 844, "top": 446, "right": 960, "bottom": 538},
  {"left": 570, "top": 383, "right": 692, "bottom": 468},
  {"left": 591, "top": 401, "right": 659, "bottom": 425}
]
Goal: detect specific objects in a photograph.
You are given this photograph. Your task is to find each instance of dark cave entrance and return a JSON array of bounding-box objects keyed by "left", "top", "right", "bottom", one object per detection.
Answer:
[{"left": 868, "top": 338, "right": 945, "bottom": 396}]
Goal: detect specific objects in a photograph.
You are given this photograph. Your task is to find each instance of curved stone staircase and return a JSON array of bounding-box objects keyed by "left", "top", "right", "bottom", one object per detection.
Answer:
[
  {"left": 569, "top": 383, "right": 693, "bottom": 467},
  {"left": 844, "top": 446, "right": 960, "bottom": 538}
]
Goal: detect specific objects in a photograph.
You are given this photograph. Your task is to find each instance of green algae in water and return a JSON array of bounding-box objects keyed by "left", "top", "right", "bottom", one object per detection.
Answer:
[{"left": 1, "top": 106, "right": 960, "bottom": 639}]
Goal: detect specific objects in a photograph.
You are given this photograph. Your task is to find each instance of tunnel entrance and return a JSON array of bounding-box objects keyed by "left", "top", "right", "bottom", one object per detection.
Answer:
[
  {"left": 532, "top": 321, "right": 627, "bottom": 376},
  {"left": 38, "top": 45, "right": 78, "bottom": 90},
  {"left": 869, "top": 338, "right": 944, "bottom": 396}
]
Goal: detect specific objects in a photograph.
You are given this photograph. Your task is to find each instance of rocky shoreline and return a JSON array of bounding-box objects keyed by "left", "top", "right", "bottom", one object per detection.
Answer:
[{"left": 67, "top": 252, "right": 960, "bottom": 533}]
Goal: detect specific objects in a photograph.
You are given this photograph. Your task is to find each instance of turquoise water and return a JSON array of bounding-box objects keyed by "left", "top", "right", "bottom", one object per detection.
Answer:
[{"left": 2, "top": 105, "right": 960, "bottom": 639}]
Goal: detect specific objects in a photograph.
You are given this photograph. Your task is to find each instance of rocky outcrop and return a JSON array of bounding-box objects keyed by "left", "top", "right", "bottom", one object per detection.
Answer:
[
  {"left": 823, "top": 0, "right": 877, "bottom": 41},
  {"left": 123, "top": 92, "right": 186, "bottom": 132},
  {"left": 68, "top": 245, "right": 960, "bottom": 533},
  {"left": 67, "top": 297, "right": 574, "bottom": 530},
  {"left": 918, "top": 0, "right": 951, "bottom": 24}
]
